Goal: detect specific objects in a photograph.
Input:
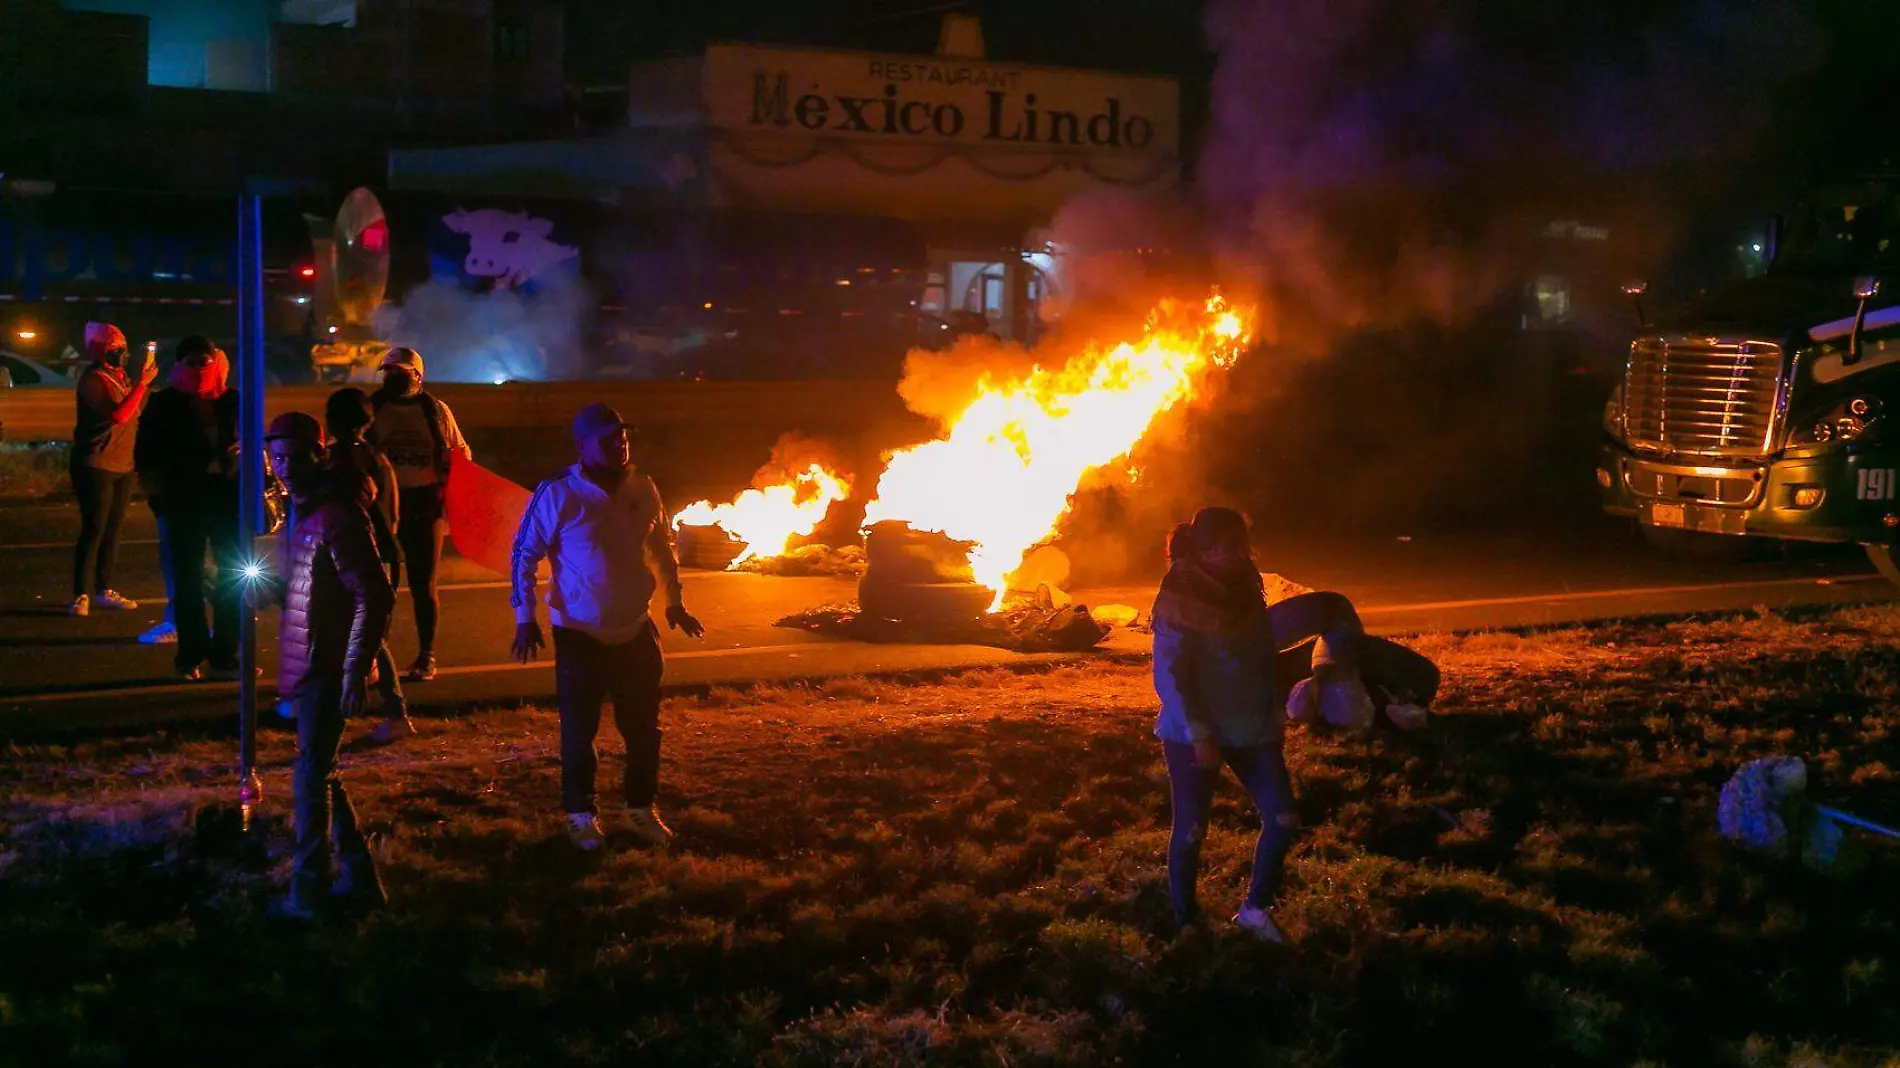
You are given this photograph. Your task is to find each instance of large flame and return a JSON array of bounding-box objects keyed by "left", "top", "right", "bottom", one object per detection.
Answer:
[
  {"left": 863, "top": 294, "right": 1253, "bottom": 607},
  {"left": 675, "top": 463, "right": 851, "bottom": 566}
]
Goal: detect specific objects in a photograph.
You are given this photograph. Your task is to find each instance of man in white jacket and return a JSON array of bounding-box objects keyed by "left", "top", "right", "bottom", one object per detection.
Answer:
[{"left": 510, "top": 403, "right": 704, "bottom": 850}]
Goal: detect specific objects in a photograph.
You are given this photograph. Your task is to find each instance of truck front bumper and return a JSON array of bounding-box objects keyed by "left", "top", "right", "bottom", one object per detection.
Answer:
[{"left": 1598, "top": 440, "right": 1900, "bottom": 544}]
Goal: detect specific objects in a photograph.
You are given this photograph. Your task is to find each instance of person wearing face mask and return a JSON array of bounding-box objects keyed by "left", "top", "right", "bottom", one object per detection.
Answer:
[
  {"left": 367, "top": 347, "right": 469, "bottom": 683},
  {"left": 69, "top": 322, "right": 157, "bottom": 617},
  {"left": 133, "top": 335, "right": 241, "bottom": 680},
  {"left": 510, "top": 404, "right": 704, "bottom": 852}
]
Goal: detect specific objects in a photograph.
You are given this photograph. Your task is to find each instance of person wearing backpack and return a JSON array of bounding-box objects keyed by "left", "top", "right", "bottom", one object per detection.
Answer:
[{"left": 367, "top": 347, "right": 469, "bottom": 683}]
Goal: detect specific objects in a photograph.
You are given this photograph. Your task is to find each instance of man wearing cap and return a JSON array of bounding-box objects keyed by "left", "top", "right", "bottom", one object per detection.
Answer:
[
  {"left": 69, "top": 322, "right": 157, "bottom": 617},
  {"left": 259, "top": 411, "right": 395, "bottom": 919},
  {"left": 510, "top": 403, "right": 704, "bottom": 851},
  {"left": 368, "top": 346, "right": 470, "bottom": 682}
]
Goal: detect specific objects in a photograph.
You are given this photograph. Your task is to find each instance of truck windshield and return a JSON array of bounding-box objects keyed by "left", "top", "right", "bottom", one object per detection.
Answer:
[{"left": 1773, "top": 181, "right": 1900, "bottom": 273}]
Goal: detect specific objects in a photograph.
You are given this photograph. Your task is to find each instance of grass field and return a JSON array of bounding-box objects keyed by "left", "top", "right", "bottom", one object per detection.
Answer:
[
  {"left": 6, "top": 606, "right": 1900, "bottom": 1066},
  {"left": 0, "top": 443, "right": 70, "bottom": 500}
]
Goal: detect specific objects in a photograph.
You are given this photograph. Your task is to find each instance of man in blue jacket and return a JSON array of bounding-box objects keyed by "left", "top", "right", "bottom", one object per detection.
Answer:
[{"left": 509, "top": 404, "right": 704, "bottom": 851}]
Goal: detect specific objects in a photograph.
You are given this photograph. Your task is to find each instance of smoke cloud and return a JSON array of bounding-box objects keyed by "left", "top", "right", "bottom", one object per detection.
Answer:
[
  {"left": 369, "top": 274, "right": 595, "bottom": 384},
  {"left": 1198, "top": 0, "right": 1824, "bottom": 335}
]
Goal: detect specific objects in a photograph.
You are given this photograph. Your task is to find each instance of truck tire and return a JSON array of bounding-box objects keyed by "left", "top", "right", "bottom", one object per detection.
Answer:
[
  {"left": 1865, "top": 544, "right": 1900, "bottom": 589},
  {"left": 1639, "top": 525, "right": 1779, "bottom": 562}
]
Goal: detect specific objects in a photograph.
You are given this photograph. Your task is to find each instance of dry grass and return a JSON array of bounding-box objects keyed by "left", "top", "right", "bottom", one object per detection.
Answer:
[
  {"left": 0, "top": 442, "right": 70, "bottom": 499},
  {"left": 7, "top": 606, "right": 1900, "bottom": 1065}
]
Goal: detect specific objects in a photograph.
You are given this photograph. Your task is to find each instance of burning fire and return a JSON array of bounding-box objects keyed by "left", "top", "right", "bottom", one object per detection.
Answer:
[
  {"left": 675, "top": 463, "right": 851, "bottom": 566},
  {"left": 863, "top": 294, "right": 1253, "bottom": 608}
]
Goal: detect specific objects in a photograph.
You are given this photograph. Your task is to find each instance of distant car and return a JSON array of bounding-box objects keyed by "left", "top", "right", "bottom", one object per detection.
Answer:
[{"left": 0, "top": 351, "right": 78, "bottom": 388}]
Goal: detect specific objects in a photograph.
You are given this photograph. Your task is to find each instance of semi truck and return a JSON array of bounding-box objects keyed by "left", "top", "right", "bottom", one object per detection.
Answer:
[{"left": 1598, "top": 175, "right": 1900, "bottom": 580}]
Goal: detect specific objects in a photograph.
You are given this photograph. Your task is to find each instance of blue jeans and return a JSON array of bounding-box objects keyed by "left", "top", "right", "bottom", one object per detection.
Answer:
[
  {"left": 153, "top": 511, "right": 175, "bottom": 627},
  {"left": 290, "top": 676, "right": 369, "bottom": 893},
  {"left": 1164, "top": 738, "right": 1296, "bottom": 923}
]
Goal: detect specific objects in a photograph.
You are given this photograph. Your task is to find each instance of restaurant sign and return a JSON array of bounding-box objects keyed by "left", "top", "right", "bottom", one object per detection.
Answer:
[{"left": 705, "top": 43, "right": 1178, "bottom": 154}]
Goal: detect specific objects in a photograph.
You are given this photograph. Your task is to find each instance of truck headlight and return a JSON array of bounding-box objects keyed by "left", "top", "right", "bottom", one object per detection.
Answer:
[{"left": 1799, "top": 396, "right": 1882, "bottom": 446}]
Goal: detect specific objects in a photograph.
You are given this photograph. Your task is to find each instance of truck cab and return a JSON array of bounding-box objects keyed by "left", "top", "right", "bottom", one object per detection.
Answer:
[{"left": 1599, "top": 176, "right": 1900, "bottom": 574}]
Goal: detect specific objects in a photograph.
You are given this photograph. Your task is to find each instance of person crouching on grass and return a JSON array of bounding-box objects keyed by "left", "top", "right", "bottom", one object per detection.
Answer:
[
  {"left": 510, "top": 403, "right": 704, "bottom": 852},
  {"left": 259, "top": 412, "right": 395, "bottom": 920},
  {"left": 1150, "top": 506, "right": 1383, "bottom": 944}
]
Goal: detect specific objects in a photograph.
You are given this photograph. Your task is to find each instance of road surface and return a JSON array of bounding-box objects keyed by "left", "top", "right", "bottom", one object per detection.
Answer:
[{"left": 0, "top": 500, "right": 1889, "bottom": 735}]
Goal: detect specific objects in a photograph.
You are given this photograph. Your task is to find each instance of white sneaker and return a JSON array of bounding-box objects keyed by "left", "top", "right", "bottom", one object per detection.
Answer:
[
  {"left": 1319, "top": 670, "right": 1375, "bottom": 729},
  {"left": 1232, "top": 903, "right": 1287, "bottom": 944},
  {"left": 138, "top": 621, "right": 179, "bottom": 644},
  {"left": 565, "top": 813, "right": 605, "bottom": 851},
  {"left": 366, "top": 716, "right": 417, "bottom": 744},
  {"left": 94, "top": 589, "right": 138, "bottom": 611},
  {"left": 1385, "top": 702, "right": 1430, "bottom": 732},
  {"left": 625, "top": 806, "right": 675, "bottom": 848},
  {"left": 69, "top": 594, "right": 89, "bottom": 617}
]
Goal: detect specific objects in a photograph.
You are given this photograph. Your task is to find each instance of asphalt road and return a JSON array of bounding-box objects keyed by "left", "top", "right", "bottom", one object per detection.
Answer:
[{"left": 0, "top": 499, "right": 1890, "bottom": 734}]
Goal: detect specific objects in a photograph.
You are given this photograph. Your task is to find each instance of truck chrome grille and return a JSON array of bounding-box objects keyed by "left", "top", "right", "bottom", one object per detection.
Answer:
[{"left": 1623, "top": 338, "right": 1781, "bottom": 458}]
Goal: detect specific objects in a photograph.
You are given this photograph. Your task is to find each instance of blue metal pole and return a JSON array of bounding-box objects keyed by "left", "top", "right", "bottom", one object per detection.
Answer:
[{"left": 237, "top": 192, "right": 265, "bottom": 817}]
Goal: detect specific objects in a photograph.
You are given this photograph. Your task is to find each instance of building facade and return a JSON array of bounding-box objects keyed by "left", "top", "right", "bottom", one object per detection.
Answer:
[{"left": 391, "top": 17, "right": 1182, "bottom": 343}]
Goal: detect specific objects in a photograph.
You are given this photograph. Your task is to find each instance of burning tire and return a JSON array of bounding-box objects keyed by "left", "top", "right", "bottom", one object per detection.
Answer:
[
  {"left": 676, "top": 523, "right": 745, "bottom": 571},
  {"left": 858, "top": 520, "right": 990, "bottom": 622},
  {"left": 858, "top": 577, "right": 992, "bottom": 621}
]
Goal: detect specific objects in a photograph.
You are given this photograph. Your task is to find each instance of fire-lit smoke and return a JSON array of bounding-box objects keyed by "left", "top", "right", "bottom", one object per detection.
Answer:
[
  {"left": 1198, "top": 0, "right": 1824, "bottom": 335},
  {"left": 369, "top": 274, "right": 593, "bottom": 384},
  {"left": 674, "top": 435, "right": 852, "bottom": 566},
  {"left": 864, "top": 295, "right": 1252, "bottom": 607}
]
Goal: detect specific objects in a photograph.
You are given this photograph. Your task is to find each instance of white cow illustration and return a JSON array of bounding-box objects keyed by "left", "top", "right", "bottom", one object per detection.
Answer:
[{"left": 441, "top": 207, "right": 580, "bottom": 289}]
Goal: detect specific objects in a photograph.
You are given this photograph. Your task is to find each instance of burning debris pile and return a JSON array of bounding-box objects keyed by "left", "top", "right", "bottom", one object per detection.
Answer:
[
  {"left": 862, "top": 295, "right": 1251, "bottom": 609},
  {"left": 677, "top": 294, "right": 1257, "bottom": 648},
  {"left": 673, "top": 439, "right": 852, "bottom": 570}
]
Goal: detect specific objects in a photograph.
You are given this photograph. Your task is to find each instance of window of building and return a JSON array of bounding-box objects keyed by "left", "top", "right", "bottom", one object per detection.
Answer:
[{"left": 496, "top": 22, "right": 531, "bottom": 61}]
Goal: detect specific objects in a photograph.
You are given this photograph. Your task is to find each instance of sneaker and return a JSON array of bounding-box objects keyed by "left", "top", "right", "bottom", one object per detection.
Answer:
[
  {"left": 565, "top": 812, "right": 605, "bottom": 851},
  {"left": 177, "top": 664, "right": 205, "bottom": 682},
  {"left": 69, "top": 594, "right": 89, "bottom": 617},
  {"left": 1318, "top": 670, "right": 1375, "bottom": 729},
  {"left": 1285, "top": 677, "right": 1317, "bottom": 723},
  {"left": 366, "top": 715, "right": 417, "bottom": 744},
  {"left": 625, "top": 806, "right": 675, "bottom": 848},
  {"left": 138, "top": 621, "right": 178, "bottom": 644},
  {"left": 1385, "top": 702, "right": 1430, "bottom": 732},
  {"left": 93, "top": 589, "right": 138, "bottom": 611},
  {"left": 404, "top": 654, "right": 437, "bottom": 683},
  {"left": 1232, "top": 903, "right": 1287, "bottom": 944},
  {"left": 333, "top": 854, "right": 389, "bottom": 913},
  {"left": 269, "top": 877, "right": 330, "bottom": 923}
]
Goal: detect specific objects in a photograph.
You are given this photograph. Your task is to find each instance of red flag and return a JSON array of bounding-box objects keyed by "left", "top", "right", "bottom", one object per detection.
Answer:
[{"left": 444, "top": 453, "right": 538, "bottom": 579}]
